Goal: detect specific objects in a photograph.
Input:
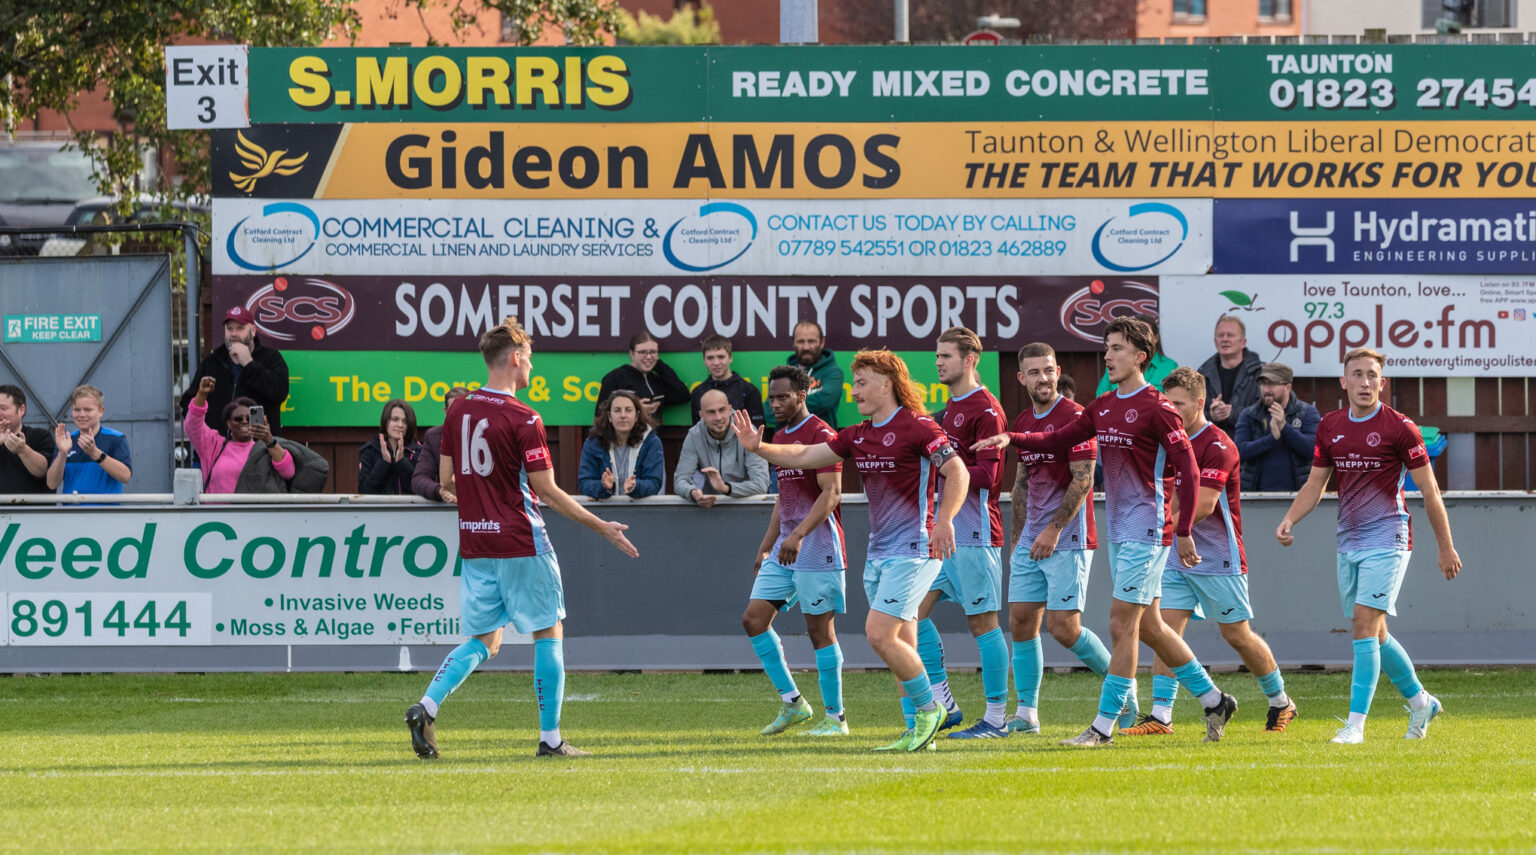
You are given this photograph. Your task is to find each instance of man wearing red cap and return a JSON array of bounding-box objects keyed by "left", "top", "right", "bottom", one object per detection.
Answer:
[{"left": 179, "top": 305, "right": 291, "bottom": 436}]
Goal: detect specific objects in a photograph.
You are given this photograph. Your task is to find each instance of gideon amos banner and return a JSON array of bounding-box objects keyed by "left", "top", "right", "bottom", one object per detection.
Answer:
[
  {"left": 249, "top": 45, "right": 1536, "bottom": 124},
  {"left": 272, "top": 350, "right": 999, "bottom": 428},
  {"left": 1213, "top": 199, "right": 1536, "bottom": 274},
  {"left": 212, "top": 274, "right": 1156, "bottom": 354},
  {"left": 216, "top": 120, "right": 1536, "bottom": 200},
  {"left": 1161, "top": 274, "right": 1536, "bottom": 377},
  {"left": 211, "top": 197, "right": 1210, "bottom": 277},
  {"left": 0, "top": 509, "right": 492, "bottom": 647}
]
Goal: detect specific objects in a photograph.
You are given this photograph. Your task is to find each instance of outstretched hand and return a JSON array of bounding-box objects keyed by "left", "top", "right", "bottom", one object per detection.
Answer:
[
  {"left": 602, "top": 520, "right": 639, "bottom": 558},
  {"left": 971, "top": 433, "right": 1009, "bottom": 452},
  {"left": 730, "top": 409, "right": 763, "bottom": 453}
]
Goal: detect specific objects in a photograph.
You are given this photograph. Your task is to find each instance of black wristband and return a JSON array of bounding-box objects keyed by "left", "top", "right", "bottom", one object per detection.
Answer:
[{"left": 95, "top": 451, "right": 106, "bottom": 464}]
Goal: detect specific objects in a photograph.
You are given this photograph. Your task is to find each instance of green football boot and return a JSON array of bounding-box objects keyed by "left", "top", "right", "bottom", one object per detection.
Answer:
[
  {"left": 910, "top": 706, "right": 944, "bottom": 752},
  {"left": 760, "top": 696, "right": 813, "bottom": 735},
  {"left": 873, "top": 729, "right": 936, "bottom": 751},
  {"left": 802, "top": 715, "right": 849, "bottom": 736}
]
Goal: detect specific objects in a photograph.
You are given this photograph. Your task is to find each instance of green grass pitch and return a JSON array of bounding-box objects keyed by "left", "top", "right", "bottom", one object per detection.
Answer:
[{"left": 3, "top": 668, "right": 1534, "bottom": 854}]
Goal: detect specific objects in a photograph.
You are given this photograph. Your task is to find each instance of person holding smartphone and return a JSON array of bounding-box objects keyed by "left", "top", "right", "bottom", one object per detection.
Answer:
[{"left": 184, "top": 378, "right": 327, "bottom": 493}]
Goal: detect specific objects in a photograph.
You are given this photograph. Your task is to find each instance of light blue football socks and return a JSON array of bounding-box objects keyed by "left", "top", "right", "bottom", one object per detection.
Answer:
[
  {"left": 1012, "top": 637, "right": 1044, "bottom": 710},
  {"left": 973, "top": 627, "right": 1009, "bottom": 727},
  {"left": 1093, "top": 673, "right": 1135, "bottom": 735},
  {"left": 1150, "top": 673, "right": 1180, "bottom": 723},
  {"left": 1069, "top": 628, "right": 1111, "bottom": 675},
  {"left": 814, "top": 643, "right": 844, "bottom": 716},
  {"left": 749, "top": 629, "right": 799, "bottom": 700},
  {"left": 422, "top": 637, "right": 489, "bottom": 716},
  {"left": 900, "top": 675, "right": 937, "bottom": 711},
  {"left": 1379, "top": 634, "right": 1424, "bottom": 700},
  {"left": 1351, "top": 637, "right": 1382, "bottom": 716},
  {"left": 534, "top": 637, "right": 565, "bottom": 737}
]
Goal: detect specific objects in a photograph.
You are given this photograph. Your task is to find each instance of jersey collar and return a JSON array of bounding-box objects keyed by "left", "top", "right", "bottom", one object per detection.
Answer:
[
  {"left": 1115, "top": 383, "right": 1151, "bottom": 399},
  {"left": 1032, "top": 395, "right": 1063, "bottom": 418},
  {"left": 950, "top": 385, "right": 985, "bottom": 402},
  {"left": 872, "top": 409, "right": 901, "bottom": 428},
  {"left": 1348, "top": 403, "right": 1382, "bottom": 423},
  {"left": 1187, "top": 423, "right": 1210, "bottom": 441},
  {"left": 782, "top": 414, "right": 814, "bottom": 434}
]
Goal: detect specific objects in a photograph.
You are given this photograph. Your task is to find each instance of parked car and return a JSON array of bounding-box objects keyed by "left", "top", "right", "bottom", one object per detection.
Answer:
[
  {"left": 0, "top": 140, "right": 101, "bottom": 255},
  {"left": 39, "top": 195, "right": 210, "bottom": 255}
]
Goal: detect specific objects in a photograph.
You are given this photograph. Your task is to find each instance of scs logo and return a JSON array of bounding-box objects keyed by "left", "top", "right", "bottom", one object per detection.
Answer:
[
  {"left": 247, "top": 277, "right": 355, "bottom": 342},
  {"left": 1059, "top": 279, "right": 1158, "bottom": 344}
]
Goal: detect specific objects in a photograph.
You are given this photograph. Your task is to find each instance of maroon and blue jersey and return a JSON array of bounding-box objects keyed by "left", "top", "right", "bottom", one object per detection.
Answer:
[
  {"left": 1313, "top": 404, "right": 1429, "bottom": 552},
  {"left": 1167, "top": 423, "right": 1246, "bottom": 575},
  {"left": 1014, "top": 396, "right": 1098, "bottom": 551},
  {"left": 770, "top": 414, "right": 847, "bottom": 571},
  {"left": 1011, "top": 384, "right": 1197, "bottom": 546},
  {"left": 937, "top": 386, "right": 1006, "bottom": 548},
  {"left": 440, "top": 388, "right": 554, "bottom": 559},
  {"left": 826, "top": 408, "right": 956, "bottom": 561}
]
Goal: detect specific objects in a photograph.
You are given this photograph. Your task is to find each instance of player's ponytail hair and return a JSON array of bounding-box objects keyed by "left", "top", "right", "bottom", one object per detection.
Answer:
[
  {"left": 479, "top": 316, "right": 532, "bottom": 367},
  {"left": 852, "top": 349, "right": 926, "bottom": 414}
]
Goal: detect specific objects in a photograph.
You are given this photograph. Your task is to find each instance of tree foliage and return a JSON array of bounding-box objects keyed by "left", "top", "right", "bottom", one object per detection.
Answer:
[
  {"left": 617, "top": 3, "right": 721, "bottom": 46},
  {"left": 0, "top": 0, "right": 622, "bottom": 211},
  {"left": 1, "top": 0, "right": 360, "bottom": 208}
]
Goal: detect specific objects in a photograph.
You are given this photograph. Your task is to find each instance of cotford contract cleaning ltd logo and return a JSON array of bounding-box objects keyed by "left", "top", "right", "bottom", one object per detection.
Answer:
[
  {"left": 663, "top": 202, "right": 757, "bottom": 272},
  {"left": 225, "top": 202, "right": 321, "bottom": 272},
  {"left": 1091, "top": 202, "right": 1190, "bottom": 272},
  {"left": 245, "top": 277, "right": 356, "bottom": 342}
]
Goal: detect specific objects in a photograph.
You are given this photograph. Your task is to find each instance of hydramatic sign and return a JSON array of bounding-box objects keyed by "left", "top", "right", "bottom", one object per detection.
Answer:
[
  {"left": 1, "top": 509, "right": 488, "bottom": 647},
  {"left": 164, "top": 45, "right": 249, "bottom": 130},
  {"left": 211, "top": 197, "right": 1210, "bottom": 276},
  {"left": 3, "top": 314, "right": 102, "bottom": 343},
  {"left": 1213, "top": 199, "right": 1536, "bottom": 274},
  {"left": 212, "top": 274, "right": 1155, "bottom": 353},
  {"left": 1161, "top": 274, "right": 1536, "bottom": 376},
  {"left": 213, "top": 119, "right": 1536, "bottom": 200},
  {"left": 272, "top": 350, "right": 999, "bottom": 428},
  {"left": 246, "top": 45, "right": 1536, "bottom": 124}
]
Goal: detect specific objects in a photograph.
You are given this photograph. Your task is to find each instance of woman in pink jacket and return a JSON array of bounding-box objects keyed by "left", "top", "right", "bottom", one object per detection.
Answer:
[{"left": 184, "top": 376, "right": 294, "bottom": 492}]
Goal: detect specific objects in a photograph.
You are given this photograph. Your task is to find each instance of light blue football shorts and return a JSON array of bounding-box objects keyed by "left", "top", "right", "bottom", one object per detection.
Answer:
[
  {"left": 459, "top": 551, "right": 565, "bottom": 636},
  {"left": 1337, "top": 548, "right": 1411, "bottom": 619},
  {"left": 1008, "top": 542, "right": 1094, "bottom": 612},
  {"left": 750, "top": 560, "right": 847, "bottom": 615},
  {"left": 863, "top": 556, "right": 944, "bottom": 621},
  {"left": 1160, "top": 568, "right": 1254, "bottom": 623},
  {"left": 1106, "top": 540, "right": 1172, "bottom": 606},
  {"left": 931, "top": 546, "right": 1003, "bottom": 615}
]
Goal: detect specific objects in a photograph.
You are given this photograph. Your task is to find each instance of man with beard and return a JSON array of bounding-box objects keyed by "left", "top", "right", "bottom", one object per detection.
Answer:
[
  {"left": 1002, "top": 343, "right": 1112, "bottom": 736},
  {"left": 766, "top": 321, "right": 844, "bottom": 431},
  {"left": 0, "top": 384, "right": 65, "bottom": 494},
  {"left": 1235, "top": 362, "right": 1319, "bottom": 492},
  {"left": 180, "top": 306, "right": 290, "bottom": 436}
]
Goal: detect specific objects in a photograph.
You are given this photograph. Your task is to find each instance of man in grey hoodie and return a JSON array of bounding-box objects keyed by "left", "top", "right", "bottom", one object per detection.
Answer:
[{"left": 676, "top": 389, "right": 770, "bottom": 507}]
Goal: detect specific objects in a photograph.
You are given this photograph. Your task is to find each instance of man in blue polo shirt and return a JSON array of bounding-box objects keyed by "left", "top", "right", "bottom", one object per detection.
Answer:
[{"left": 60, "top": 385, "right": 132, "bottom": 495}]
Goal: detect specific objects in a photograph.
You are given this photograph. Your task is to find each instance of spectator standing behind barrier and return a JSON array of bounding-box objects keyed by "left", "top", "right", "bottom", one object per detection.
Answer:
[
  {"left": 179, "top": 306, "right": 290, "bottom": 437},
  {"left": 689, "top": 335, "right": 765, "bottom": 428},
  {"left": 676, "top": 388, "right": 769, "bottom": 506},
  {"left": 184, "top": 377, "right": 328, "bottom": 493},
  {"left": 1094, "top": 313, "right": 1177, "bottom": 397},
  {"left": 60, "top": 385, "right": 131, "bottom": 495},
  {"left": 778, "top": 321, "right": 843, "bottom": 430},
  {"left": 359, "top": 399, "right": 422, "bottom": 495},
  {"left": 1235, "top": 363, "right": 1320, "bottom": 492},
  {"left": 596, "top": 332, "right": 690, "bottom": 421},
  {"left": 0, "top": 384, "right": 64, "bottom": 493},
  {"left": 412, "top": 386, "right": 469, "bottom": 502},
  {"left": 1197, "top": 314, "right": 1264, "bottom": 437},
  {"left": 1057, "top": 372, "right": 1076, "bottom": 402},
  {"left": 579, "top": 390, "right": 665, "bottom": 500}
]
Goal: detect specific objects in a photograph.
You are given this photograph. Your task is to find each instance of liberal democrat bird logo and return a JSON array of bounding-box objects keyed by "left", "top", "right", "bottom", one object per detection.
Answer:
[{"left": 229, "top": 131, "right": 308, "bottom": 193}]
